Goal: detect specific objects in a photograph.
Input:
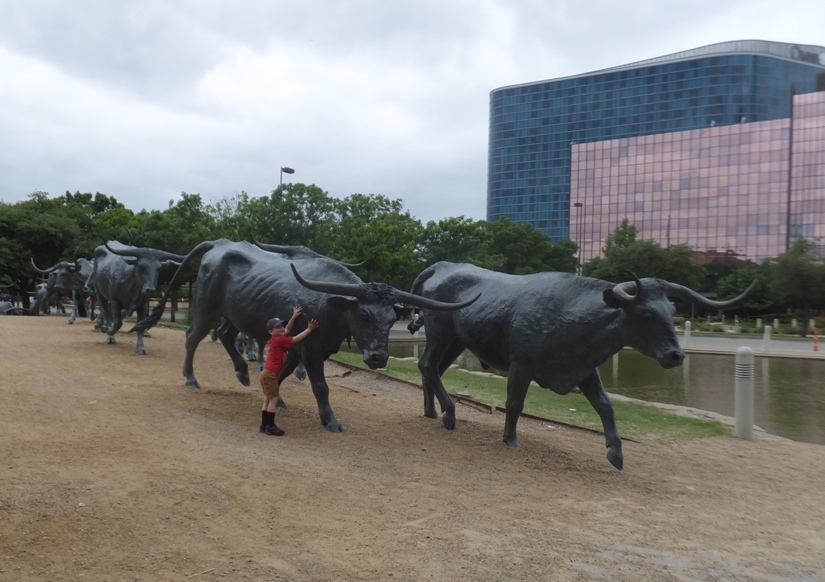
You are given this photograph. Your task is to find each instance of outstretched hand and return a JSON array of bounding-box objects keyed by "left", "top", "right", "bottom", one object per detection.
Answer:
[
  {"left": 292, "top": 305, "right": 303, "bottom": 317},
  {"left": 307, "top": 318, "right": 320, "bottom": 331}
]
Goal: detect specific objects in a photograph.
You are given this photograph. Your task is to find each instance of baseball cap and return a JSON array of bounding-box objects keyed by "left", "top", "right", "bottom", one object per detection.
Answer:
[{"left": 266, "top": 317, "right": 285, "bottom": 331}]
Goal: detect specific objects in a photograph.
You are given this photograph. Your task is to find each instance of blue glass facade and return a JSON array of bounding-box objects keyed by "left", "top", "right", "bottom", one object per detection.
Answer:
[{"left": 488, "top": 40, "right": 825, "bottom": 241}]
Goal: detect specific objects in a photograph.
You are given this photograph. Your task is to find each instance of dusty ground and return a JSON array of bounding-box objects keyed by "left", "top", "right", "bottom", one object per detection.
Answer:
[{"left": 1, "top": 316, "right": 824, "bottom": 582}]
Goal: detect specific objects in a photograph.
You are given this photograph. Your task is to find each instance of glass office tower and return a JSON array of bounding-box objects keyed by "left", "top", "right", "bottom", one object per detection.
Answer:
[
  {"left": 571, "top": 90, "right": 825, "bottom": 264},
  {"left": 488, "top": 40, "right": 825, "bottom": 242}
]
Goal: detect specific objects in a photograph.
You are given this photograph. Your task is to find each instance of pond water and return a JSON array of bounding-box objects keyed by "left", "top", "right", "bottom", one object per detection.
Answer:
[{"left": 347, "top": 343, "right": 825, "bottom": 445}]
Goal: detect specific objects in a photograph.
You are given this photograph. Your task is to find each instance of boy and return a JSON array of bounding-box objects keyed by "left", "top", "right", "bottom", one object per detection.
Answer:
[{"left": 260, "top": 305, "right": 319, "bottom": 436}]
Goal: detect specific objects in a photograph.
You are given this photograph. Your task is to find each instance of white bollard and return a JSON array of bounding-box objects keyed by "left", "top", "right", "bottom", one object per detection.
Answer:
[
  {"left": 762, "top": 325, "right": 771, "bottom": 354},
  {"left": 734, "top": 347, "right": 754, "bottom": 440},
  {"left": 683, "top": 320, "right": 691, "bottom": 349}
]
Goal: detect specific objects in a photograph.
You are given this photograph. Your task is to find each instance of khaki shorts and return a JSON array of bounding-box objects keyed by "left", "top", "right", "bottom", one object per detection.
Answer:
[{"left": 260, "top": 369, "right": 281, "bottom": 399}]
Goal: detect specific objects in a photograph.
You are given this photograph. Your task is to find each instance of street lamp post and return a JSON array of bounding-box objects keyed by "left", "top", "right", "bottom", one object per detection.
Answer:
[
  {"left": 573, "top": 202, "right": 583, "bottom": 275},
  {"left": 280, "top": 166, "right": 295, "bottom": 185}
]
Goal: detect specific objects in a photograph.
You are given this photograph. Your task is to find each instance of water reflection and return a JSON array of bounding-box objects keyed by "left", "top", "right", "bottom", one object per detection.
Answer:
[{"left": 347, "top": 343, "right": 825, "bottom": 445}]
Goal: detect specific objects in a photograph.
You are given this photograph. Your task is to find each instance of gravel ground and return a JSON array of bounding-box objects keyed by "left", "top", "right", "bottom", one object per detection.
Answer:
[{"left": 1, "top": 315, "right": 824, "bottom": 581}]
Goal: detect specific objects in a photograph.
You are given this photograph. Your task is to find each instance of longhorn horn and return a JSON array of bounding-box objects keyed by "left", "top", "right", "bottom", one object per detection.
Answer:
[
  {"left": 254, "top": 241, "right": 308, "bottom": 256},
  {"left": 290, "top": 264, "right": 481, "bottom": 311},
  {"left": 665, "top": 280, "right": 757, "bottom": 308},
  {"left": 290, "top": 264, "right": 371, "bottom": 299},
  {"left": 611, "top": 270, "right": 643, "bottom": 303},
  {"left": 31, "top": 258, "right": 58, "bottom": 274},
  {"left": 105, "top": 243, "right": 186, "bottom": 263},
  {"left": 105, "top": 242, "right": 141, "bottom": 258},
  {"left": 155, "top": 249, "right": 188, "bottom": 262},
  {"left": 392, "top": 288, "right": 482, "bottom": 312}
]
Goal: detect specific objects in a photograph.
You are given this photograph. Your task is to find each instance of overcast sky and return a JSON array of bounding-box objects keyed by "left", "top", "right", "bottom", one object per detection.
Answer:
[{"left": 2, "top": 1, "right": 824, "bottom": 224}]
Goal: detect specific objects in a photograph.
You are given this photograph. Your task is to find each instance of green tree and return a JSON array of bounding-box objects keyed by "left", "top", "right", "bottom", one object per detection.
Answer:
[
  {"left": 481, "top": 217, "right": 574, "bottom": 274},
  {"left": 769, "top": 238, "right": 825, "bottom": 336},
  {"left": 242, "top": 184, "right": 336, "bottom": 253},
  {"left": 92, "top": 205, "right": 137, "bottom": 246},
  {"left": 605, "top": 218, "right": 638, "bottom": 250},
  {"left": 544, "top": 238, "right": 579, "bottom": 274},
  {"left": 716, "top": 265, "right": 775, "bottom": 313},
  {"left": 0, "top": 192, "right": 95, "bottom": 307},
  {"left": 58, "top": 190, "right": 133, "bottom": 254},
  {"left": 116, "top": 192, "right": 217, "bottom": 256},
  {"left": 701, "top": 261, "right": 739, "bottom": 294},
  {"left": 207, "top": 191, "right": 257, "bottom": 242},
  {"left": 418, "top": 216, "right": 488, "bottom": 266},
  {"left": 1, "top": 192, "right": 85, "bottom": 268},
  {"left": 583, "top": 219, "right": 704, "bottom": 288},
  {"left": 332, "top": 194, "right": 423, "bottom": 289}
]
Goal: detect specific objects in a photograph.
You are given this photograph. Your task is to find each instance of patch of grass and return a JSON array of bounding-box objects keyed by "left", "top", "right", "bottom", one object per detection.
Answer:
[
  {"left": 122, "top": 316, "right": 189, "bottom": 332},
  {"left": 330, "top": 352, "right": 729, "bottom": 445},
  {"left": 152, "top": 321, "right": 189, "bottom": 331}
]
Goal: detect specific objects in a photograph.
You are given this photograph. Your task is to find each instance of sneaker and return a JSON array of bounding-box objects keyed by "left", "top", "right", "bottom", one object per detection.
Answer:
[{"left": 264, "top": 424, "right": 285, "bottom": 436}]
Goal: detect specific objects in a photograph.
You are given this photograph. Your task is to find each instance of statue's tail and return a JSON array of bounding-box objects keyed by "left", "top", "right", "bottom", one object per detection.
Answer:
[
  {"left": 129, "top": 240, "right": 216, "bottom": 334},
  {"left": 406, "top": 267, "right": 437, "bottom": 334},
  {"left": 409, "top": 266, "right": 436, "bottom": 296}
]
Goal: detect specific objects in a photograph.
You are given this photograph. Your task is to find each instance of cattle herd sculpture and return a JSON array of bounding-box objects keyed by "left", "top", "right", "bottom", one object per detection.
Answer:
[
  {"left": 8, "top": 238, "right": 756, "bottom": 469},
  {"left": 30, "top": 257, "right": 96, "bottom": 322},
  {"left": 130, "top": 239, "right": 479, "bottom": 433}
]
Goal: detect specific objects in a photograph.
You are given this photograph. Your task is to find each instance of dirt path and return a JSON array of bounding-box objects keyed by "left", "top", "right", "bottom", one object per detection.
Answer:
[{"left": 1, "top": 316, "right": 823, "bottom": 581}]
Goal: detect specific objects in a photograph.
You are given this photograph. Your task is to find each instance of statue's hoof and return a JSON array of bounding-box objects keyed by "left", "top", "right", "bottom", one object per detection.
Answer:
[
  {"left": 136, "top": 348, "right": 147, "bottom": 356},
  {"left": 324, "top": 422, "right": 343, "bottom": 434},
  {"left": 185, "top": 380, "right": 201, "bottom": 389},
  {"left": 441, "top": 414, "right": 456, "bottom": 430},
  {"left": 236, "top": 372, "right": 250, "bottom": 387},
  {"left": 607, "top": 449, "right": 624, "bottom": 471},
  {"left": 503, "top": 436, "right": 521, "bottom": 448},
  {"left": 106, "top": 336, "right": 116, "bottom": 344},
  {"left": 276, "top": 397, "right": 286, "bottom": 409}
]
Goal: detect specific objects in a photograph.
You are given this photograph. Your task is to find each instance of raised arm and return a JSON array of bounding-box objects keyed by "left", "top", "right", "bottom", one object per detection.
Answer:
[
  {"left": 290, "top": 319, "right": 319, "bottom": 344},
  {"left": 284, "top": 305, "right": 303, "bottom": 334}
]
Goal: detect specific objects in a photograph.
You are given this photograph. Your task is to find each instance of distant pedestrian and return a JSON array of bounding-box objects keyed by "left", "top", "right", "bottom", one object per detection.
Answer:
[{"left": 260, "top": 306, "right": 319, "bottom": 436}]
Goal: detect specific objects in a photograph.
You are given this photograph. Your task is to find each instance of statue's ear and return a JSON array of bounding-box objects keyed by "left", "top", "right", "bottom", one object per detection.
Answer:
[
  {"left": 392, "top": 303, "right": 412, "bottom": 321},
  {"left": 602, "top": 288, "right": 621, "bottom": 309},
  {"left": 327, "top": 296, "right": 357, "bottom": 312}
]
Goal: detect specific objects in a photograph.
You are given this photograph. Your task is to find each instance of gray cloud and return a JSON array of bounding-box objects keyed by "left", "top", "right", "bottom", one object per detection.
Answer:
[{"left": 2, "top": 0, "right": 824, "bottom": 223}]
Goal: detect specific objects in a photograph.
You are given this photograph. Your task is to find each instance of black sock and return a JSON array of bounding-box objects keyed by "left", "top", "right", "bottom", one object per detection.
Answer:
[
  {"left": 265, "top": 411, "right": 275, "bottom": 426},
  {"left": 261, "top": 411, "right": 268, "bottom": 427}
]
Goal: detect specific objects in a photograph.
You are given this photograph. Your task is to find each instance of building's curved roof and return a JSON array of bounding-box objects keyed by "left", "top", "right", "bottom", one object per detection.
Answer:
[
  {"left": 494, "top": 40, "right": 825, "bottom": 93},
  {"left": 605, "top": 39, "right": 825, "bottom": 72}
]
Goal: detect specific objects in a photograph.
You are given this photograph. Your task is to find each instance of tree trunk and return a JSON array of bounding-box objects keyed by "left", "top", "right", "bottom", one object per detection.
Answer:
[{"left": 800, "top": 306, "right": 810, "bottom": 338}]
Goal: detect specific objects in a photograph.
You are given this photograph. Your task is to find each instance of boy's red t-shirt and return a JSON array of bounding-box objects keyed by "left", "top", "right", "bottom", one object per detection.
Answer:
[{"left": 264, "top": 335, "right": 294, "bottom": 374}]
